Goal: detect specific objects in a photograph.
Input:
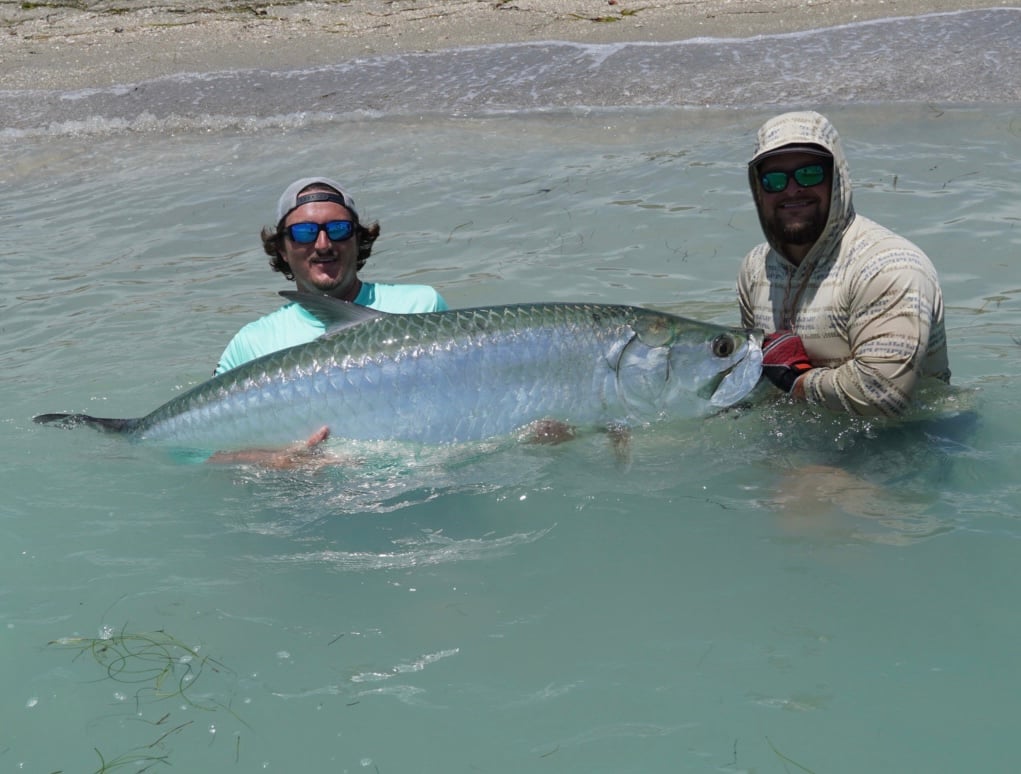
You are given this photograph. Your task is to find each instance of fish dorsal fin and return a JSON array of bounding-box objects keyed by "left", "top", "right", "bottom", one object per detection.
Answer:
[{"left": 279, "top": 291, "right": 387, "bottom": 335}]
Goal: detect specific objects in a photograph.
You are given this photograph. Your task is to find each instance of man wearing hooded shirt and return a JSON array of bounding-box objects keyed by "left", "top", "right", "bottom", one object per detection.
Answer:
[{"left": 738, "top": 111, "right": 951, "bottom": 418}]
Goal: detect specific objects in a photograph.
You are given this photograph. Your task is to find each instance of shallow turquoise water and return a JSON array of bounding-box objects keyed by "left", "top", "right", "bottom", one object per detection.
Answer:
[{"left": 3, "top": 13, "right": 1021, "bottom": 773}]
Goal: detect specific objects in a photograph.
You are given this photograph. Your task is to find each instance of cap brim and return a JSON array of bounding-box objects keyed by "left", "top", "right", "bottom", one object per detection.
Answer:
[{"left": 751, "top": 144, "right": 832, "bottom": 165}]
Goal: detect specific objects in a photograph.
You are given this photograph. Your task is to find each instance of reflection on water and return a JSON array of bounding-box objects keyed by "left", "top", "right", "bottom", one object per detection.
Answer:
[{"left": 769, "top": 464, "right": 951, "bottom": 545}]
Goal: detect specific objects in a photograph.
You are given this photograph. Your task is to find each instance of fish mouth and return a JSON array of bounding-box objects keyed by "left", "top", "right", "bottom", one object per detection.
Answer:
[{"left": 708, "top": 332, "right": 764, "bottom": 408}]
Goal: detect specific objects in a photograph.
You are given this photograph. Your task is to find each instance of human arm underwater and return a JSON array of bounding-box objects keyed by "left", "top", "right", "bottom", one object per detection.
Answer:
[{"left": 206, "top": 426, "right": 336, "bottom": 469}]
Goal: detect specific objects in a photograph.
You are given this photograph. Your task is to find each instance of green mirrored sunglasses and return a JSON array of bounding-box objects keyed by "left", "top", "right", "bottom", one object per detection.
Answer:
[{"left": 759, "top": 164, "right": 827, "bottom": 194}]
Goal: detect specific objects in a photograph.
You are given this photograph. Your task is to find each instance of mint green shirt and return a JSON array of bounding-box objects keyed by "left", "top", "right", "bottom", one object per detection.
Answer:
[{"left": 214, "top": 282, "right": 447, "bottom": 375}]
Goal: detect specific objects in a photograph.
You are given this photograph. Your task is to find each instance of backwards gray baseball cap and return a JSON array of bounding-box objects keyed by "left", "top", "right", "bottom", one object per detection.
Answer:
[{"left": 275, "top": 177, "right": 359, "bottom": 224}]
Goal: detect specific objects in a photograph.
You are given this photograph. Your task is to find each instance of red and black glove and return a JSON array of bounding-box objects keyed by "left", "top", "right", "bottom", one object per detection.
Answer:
[{"left": 762, "top": 330, "right": 813, "bottom": 393}]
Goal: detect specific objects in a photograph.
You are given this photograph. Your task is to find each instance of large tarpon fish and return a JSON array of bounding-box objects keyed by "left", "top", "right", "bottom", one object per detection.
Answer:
[{"left": 34, "top": 293, "right": 763, "bottom": 451}]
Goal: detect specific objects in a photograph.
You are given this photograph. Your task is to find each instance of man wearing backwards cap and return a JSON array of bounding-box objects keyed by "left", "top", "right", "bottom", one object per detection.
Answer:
[
  {"left": 214, "top": 177, "right": 447, "bottom": 375},
  {"left": 738, "top": 111, "right": 950, "bottom": 417}
]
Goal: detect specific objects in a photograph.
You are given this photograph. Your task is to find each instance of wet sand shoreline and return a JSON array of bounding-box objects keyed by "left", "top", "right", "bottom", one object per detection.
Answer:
[{"left": 1, "top": 0, "right": 1009, "bottom": 91}]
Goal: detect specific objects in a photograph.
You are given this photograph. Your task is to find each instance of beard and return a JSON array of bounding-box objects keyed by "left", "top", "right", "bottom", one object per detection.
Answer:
[
  {"left": 764, "top": 207, "right": 828, "bottom": 247},
  {"left": 296, "top": 253, "right": 359, "bottom": 297}
]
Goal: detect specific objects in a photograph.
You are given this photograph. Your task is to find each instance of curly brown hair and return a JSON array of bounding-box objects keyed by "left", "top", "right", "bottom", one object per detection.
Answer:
[{"left": 261, "top": 220, "right": 381, "bottom": 280}]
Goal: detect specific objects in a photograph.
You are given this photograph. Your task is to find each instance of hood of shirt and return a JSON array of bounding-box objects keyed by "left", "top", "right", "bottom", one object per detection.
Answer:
[{"left": 747, "top": 110, "right": 856, "bottom": 267}]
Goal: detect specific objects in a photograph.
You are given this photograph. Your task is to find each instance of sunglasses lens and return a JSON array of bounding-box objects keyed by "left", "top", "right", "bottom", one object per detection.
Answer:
[
  {"left": 288, "top": 223, "right": 320, "bottom": 243},
  {"left": 325, "top": 220, "right": 354, "bottom": 241},
  {"left": 793, "top": 165, "right": 825, "bottom": 187},
  {"left": 761, "top": 171, "right": 789, "bottom": 193}
]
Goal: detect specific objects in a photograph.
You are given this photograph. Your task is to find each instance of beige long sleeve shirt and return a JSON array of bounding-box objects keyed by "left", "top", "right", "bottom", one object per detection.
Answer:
[{"left": 738, "top": 111, "right": 950, "bottom": 417}]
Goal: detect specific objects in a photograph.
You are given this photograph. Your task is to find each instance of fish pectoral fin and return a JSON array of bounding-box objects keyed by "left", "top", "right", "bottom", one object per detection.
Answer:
[
  {"left": 605, "top": 422, "right": 633, "bottom": 471},
  {"left": 279, "top": 291, "right": 388, "bottom": 334}
]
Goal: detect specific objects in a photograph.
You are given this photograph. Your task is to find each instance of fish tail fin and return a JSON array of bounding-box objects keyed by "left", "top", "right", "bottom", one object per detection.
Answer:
[{"left": 33, "top": 413, "right": 139, "bottom": 434}]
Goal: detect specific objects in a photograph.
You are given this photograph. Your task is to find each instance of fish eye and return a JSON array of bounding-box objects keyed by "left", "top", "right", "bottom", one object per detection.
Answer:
[{"left": 711, "top": 334, "right": 736, "bottom": 358}]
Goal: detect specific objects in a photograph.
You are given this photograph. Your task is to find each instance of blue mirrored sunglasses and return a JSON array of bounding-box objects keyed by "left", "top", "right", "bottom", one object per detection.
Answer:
[
  {"left": 286, "top": 220, "right": 355, "bottom": 244},
  {"left": 759, "top": 164, "right": 827, "bottom": 194}
]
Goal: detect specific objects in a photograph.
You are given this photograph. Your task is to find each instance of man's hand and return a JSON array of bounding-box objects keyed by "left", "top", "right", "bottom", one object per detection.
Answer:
[
  {"left": 762, "top": 330, "right": 813, "bottom": 393},
  {"left": 207, "top": 426, "right": 334, "bottom": 469}
]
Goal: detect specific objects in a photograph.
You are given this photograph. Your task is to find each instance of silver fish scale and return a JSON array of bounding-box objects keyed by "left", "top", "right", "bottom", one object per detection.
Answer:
[{"left": 130, "top": 303, "right": 752, "bottom": 448}]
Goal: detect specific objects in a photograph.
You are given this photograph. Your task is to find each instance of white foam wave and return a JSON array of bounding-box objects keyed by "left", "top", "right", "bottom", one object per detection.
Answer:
[{"left": 1, "top": 10, "right": 1017, "bottom": 137}]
